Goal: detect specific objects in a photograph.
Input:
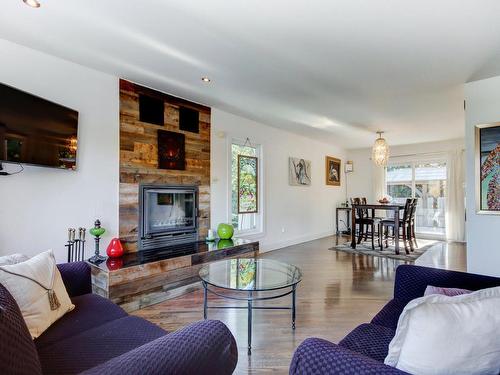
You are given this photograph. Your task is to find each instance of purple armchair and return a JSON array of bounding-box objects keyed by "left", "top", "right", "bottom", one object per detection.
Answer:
[
  {"left": 290, "top": 265, "right": 500, "bottom": 375},
  {"left": 1, "top": 261, "right": 238, "bottom": 375}
]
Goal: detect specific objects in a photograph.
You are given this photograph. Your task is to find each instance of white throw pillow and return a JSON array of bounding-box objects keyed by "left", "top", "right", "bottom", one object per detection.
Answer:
[
  {"left": 385, "top": 286, "right": 500, "bottom": 375},
  {"left": 0, "top": 250, "right": 74, "bottom": 338}
]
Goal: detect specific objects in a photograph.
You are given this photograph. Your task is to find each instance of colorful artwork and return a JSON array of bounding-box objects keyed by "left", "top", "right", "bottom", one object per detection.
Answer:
[
  {"left": 289, "top": 157, "right": 311, "bottom": 186},
  {"left": 237, "top": 155, "right": 258, "bottom": 213},
  {"left": 477, "top": 123, "right": 500, "bottom": 214},
  {"left": 325, "top": 156, "right": 341, "bottom": 186}
]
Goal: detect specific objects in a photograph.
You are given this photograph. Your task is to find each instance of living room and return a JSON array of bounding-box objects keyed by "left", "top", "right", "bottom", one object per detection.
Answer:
[{"left": 0, "top": 1, "right": 499, "bottom": 375}]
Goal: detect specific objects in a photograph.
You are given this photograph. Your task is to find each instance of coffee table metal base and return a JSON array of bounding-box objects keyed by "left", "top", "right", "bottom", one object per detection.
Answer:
[{"left": 202, "top": 281, "right": 297, "bottom": 355}]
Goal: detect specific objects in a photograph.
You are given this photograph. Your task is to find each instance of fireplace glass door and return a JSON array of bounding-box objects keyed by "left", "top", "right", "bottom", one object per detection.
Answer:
[{"left": 144, "top": 189, "right": 196, "bottom": 235}]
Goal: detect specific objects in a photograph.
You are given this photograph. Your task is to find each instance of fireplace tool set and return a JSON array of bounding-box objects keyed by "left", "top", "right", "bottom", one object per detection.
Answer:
[
  {"left": 65, "top": 227, "right": 86, "bottom": 262},
  {"left": 65, "top": 219, "right": 107, "bottom": 264}
]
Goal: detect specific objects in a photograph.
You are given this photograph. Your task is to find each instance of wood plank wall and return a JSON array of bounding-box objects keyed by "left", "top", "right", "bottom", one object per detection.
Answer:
[{"left": 119, "top": 80, "right": 211, "bottom": 252}]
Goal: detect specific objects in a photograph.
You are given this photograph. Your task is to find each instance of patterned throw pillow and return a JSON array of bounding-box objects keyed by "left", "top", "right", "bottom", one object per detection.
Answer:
[
  {"left": 0, "top": 250, "right": 74, "bottom": 338},
  {"left": 424, "top": 285, "right": 472, "bottom": 297}
]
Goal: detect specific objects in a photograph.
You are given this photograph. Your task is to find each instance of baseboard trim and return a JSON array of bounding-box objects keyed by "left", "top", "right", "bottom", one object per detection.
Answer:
[{"left": 261, "top": 231, "right": 333, "bottom": 253}]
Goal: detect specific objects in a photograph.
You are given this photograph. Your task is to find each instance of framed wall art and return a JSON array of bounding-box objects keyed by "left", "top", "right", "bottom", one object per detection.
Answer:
[
  {"left": 475, "top": 123, "right": 500, "bottom": 214},
  {"left": 289, "top": 157, "right": 311, "bottom": 186},
  {"left": 325, "top": 156, "right": 341, "bottom": 186}
]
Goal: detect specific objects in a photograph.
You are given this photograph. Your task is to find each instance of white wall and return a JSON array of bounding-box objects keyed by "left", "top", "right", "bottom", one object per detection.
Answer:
[
  {"left": 465, "top": 76, "right": 500, "bottom": 277},
  {"left": 0, "top": 40, "right": 119, "bottom": 262},
  {"left": 211, "top": 109, "right": 347, "bottom": 252},
  {"left": 346, "top": 138, "right": 465, "bottom": 202}
]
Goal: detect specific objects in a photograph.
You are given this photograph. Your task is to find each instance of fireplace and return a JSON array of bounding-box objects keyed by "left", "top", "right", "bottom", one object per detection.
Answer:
[{"left": 139, "top": 184, "right": 198, "bottom": 250}]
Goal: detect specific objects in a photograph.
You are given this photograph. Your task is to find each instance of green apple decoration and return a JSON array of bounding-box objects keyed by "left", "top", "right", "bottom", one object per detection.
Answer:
[
  {"left": 217, "top": 223, "right": 234, "bottom": 240},
  {"left": 217, "top": 239, "right": 234, "bottom": 250}
]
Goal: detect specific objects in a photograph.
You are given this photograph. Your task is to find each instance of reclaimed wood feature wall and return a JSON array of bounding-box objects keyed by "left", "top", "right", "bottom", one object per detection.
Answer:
[{"left": 119, "top": 80, "right": 211, "bottom": 252}]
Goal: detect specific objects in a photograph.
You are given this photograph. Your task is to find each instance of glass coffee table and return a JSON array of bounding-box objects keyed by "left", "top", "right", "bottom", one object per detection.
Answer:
[{"left": 199, "top": 258, "right": 302, "bottom": 354}]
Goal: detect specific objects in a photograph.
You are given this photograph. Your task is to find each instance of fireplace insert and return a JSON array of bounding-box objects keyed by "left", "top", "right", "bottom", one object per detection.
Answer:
[{"left": 139, "top": 184, "right": 198, "bottom": 250}]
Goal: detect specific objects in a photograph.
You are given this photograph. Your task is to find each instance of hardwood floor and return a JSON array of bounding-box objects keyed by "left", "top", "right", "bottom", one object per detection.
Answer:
[{"left": 132, "top": 235, "right": 466, "bottom": 374}]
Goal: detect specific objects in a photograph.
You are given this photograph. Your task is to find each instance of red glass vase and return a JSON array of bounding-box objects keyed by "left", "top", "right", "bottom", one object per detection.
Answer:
[
  {"left": 106, "top": 238, "right": 124, "bottom": 258},
  {"left": 106, "top": 257, "right": 123, "bottom": 271}
]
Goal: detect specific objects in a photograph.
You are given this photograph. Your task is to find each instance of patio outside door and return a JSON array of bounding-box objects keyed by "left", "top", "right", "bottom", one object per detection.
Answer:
[{"left": 386, "top": 160, "right": 447, "bottom": 238}]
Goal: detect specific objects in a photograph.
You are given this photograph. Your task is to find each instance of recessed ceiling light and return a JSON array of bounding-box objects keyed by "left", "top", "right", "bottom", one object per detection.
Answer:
[
  {"left": 201, "top": 77, "right": 211, "bottom": 83},
  {"left": 23, "top": 0, "right": 41, "bottom": 8}
]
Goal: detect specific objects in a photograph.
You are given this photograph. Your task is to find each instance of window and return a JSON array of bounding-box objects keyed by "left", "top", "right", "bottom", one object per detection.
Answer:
[
  {"left": 386, "top": 164, "right": 412, "bottom": 202},
  {"left": 386, "top": 160, "right": 447, "bottom": 237},
  {"left": 230, "top": 140, "right": 263, "bottom": 235}
]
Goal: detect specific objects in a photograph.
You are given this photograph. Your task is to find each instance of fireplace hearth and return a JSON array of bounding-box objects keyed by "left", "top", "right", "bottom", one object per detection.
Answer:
[{"left": 139, "top": 184, "right": 198, "bottom": 250}]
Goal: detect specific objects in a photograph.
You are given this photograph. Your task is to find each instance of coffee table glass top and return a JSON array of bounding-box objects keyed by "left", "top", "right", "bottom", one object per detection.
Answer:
[{"left": 199, "top": 258, "right": 302, "bottom": 291}]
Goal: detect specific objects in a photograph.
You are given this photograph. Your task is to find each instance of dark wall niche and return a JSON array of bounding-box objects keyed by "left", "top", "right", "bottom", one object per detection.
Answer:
[
  {"left": 157, "top": 129, "right": 185, "bottom": 170},
  {"left": 179, "top": 107, "right": 199, "bottom": 133},
  {"left": 139, "top": 94, "right": 164, "bottom": 125}
]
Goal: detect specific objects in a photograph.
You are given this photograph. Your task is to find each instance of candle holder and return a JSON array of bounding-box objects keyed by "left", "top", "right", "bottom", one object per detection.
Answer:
[{"left": 88, "top": 219, "right": 107, "bottom": 264}]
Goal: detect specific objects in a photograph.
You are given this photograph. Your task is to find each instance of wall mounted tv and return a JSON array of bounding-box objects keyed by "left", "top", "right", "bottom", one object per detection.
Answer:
[{"left": 0, "top": 82, "right": 79, "bottom": 170}]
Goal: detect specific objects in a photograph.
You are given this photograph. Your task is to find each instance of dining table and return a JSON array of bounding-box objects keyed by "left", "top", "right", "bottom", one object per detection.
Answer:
[{"left": 351, "top": 203, "right": 406, "bottom": 254}]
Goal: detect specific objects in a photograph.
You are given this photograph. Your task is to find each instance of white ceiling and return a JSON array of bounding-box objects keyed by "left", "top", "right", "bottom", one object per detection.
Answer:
[{"left": 2, "top": 0, "right": 500, "bottom": 148}]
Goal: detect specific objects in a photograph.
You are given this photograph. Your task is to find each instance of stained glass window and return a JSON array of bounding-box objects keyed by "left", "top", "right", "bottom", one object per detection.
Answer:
[{"left": 231, "top": 141, "right": 262, "bottom": 233}]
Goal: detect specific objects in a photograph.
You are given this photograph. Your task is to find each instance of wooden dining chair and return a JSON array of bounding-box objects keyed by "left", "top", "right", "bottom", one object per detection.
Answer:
[
  {"left": 351, "top": 197, "right": 378, "bottom": 250},
  {"left": 379, "top": 198, "right": 412, "bottom": 254},
  {"left": 407, "top": 198, "right": 418, "bottom": 250}
]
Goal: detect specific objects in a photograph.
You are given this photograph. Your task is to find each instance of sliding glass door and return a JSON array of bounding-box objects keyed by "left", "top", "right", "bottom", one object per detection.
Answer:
[{"left": 386, "top": 160, "right": 447, "bottom": 237}]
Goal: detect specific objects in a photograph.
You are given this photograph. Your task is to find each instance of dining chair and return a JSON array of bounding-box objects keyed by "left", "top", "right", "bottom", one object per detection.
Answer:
[
  {"left": 407, "top": 198, "right": 418, "bottom": 250},
  {"left": 351, "top": 197, "right": 378, "bottom": 250},
  {"left": 379, "top": 198, "right": 412, "bottom": 254}
]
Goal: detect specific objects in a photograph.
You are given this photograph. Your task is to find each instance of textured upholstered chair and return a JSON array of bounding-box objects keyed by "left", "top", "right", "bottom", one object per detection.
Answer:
[
  {"left": 290, "top": 265, "right": 500, "bottom": 375},
  {"left": 0, "top": 261, "right": 238, "bottom": 375}
]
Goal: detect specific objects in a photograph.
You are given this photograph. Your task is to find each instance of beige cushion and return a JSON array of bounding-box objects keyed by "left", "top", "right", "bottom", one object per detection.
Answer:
[{"left": 0, "top": 250, "right": 74, "bottom": 338}]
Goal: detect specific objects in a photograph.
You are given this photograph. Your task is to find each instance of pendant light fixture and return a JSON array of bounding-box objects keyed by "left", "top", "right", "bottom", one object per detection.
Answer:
[
  {"left": 23, "top": 0, "right": 41, "bottom": 8},
  {"left": 372, "top": 131, "right": 390, "bottom": 166}
]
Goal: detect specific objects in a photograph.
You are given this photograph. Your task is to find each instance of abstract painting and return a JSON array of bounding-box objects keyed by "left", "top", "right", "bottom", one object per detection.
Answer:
[
  {"left": 237, "top": 155, "right": 258, "bottom": 213},
  {"left": 476, "top": 123, "right": 500, "bottom": 214},
  {"left": 289, "top": 157, "right": 311, "bottom": 186},
  {"left": 325, "top": 156, "right": 341, "bottom": 186}
]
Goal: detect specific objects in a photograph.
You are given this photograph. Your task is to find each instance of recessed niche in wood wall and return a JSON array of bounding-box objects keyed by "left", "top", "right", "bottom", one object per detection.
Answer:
[
  {"left": 179, "top": 106, "right": 199, "bottom": 133},
  {"left": 158, "top": 129, "right": 185, "bottom": 170},
  {"left": 119, "top": 79, "right": 211, "bottom": 252},
  {"left": 139, "top": 94, "right": 164, "bottom": 125}
]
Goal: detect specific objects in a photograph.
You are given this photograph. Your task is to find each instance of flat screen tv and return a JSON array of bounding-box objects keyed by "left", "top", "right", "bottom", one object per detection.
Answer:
[{"left": 0, "top": 82, "right": 79, "bottom": 170}]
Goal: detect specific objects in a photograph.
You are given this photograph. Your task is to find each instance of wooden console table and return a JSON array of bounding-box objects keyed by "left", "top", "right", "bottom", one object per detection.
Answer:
[
  {"left": 88, "top": 239, "right": 259, "bottom": 312},
  {"left": 335, "top": 207, "right": 351, "bottom": 235}
]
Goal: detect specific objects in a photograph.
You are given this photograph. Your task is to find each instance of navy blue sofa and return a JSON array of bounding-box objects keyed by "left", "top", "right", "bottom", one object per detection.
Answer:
[
  {"left": 290, "top": 265, "right": 500, "bottom": 374},
  {"left": 0, "top": 261, "right": 238, "bottom": 375}
]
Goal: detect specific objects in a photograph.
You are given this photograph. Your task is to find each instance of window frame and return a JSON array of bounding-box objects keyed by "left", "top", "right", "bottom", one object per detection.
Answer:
[
  {"left": 386, "top": 156, "right": 447, "bottom": 239},
  {"left": 227, "top": 137, "right": 265, "bottom": 238}
]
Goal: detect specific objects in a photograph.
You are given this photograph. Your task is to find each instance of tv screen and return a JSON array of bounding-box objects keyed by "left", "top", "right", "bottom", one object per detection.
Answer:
[{"left": 0, "top": 83, "right": 79, "bottom": 170}]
